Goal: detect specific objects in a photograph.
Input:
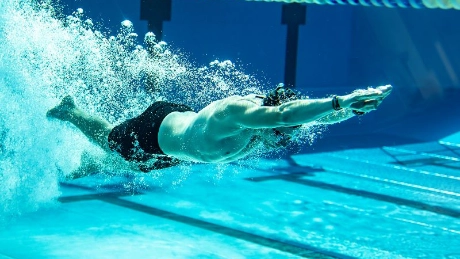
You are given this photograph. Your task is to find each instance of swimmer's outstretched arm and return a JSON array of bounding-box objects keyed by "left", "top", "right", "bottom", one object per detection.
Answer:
[
  {"left": 226, "top": 85, "right": 392, "bottom": 128},
  {"left": 317, "top": 85, "right": 392, "bottom": 124},
  {"left": 316, "top": 109, "right": 356, "bottom": 125}
]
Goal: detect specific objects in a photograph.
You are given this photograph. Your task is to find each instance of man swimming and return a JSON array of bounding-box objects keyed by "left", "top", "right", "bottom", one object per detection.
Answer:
[{"left": 47, "top": 85, "right": 392, "bottom": 174}]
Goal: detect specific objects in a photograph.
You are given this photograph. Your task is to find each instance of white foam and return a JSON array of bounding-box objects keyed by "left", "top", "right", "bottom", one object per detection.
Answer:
[{"left": 0, "top": 0, "right": 323, "bottom": 219}]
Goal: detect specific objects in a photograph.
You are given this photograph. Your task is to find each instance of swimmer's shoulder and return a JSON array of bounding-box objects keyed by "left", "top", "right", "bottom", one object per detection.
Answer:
[
  {"left": 203, "top": 95, "right": 265, "bottom": 117},
  {"left": 222, "top": 94, "right": 265, "bottom": 105}
]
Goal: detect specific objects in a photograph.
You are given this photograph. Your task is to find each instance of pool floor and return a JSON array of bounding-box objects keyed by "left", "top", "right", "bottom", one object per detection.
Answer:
[{"left": 0, "top": 138, "right": 459, "bottom": 258}]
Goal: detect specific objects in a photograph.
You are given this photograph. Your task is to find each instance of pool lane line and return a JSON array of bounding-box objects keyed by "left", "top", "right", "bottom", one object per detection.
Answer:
[
  {"left": 291, "top": 156, "right": 460, "bottom": 197},
  {"left": 322, "top": 152, "right": 460, "bottom": 182},
  {"left": 57, "top": 191, "right": 140, "bottom": 203},
  {"left": 382, "top": 143, "right": 460, "bottom": 171},
  {"left": 58, "top": 183, "right": 354, "bottom": 259},
  {"left": 247, "top": 171, "right": 460, "bottom": 219},
  {"left": 440, "top": 141, "right": 460, "bottom": 156},
  {"left": 382, "top": 146, "right": 460, "bottom": 162}
]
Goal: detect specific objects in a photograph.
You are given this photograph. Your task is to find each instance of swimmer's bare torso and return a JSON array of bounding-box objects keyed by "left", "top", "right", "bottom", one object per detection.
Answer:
[{"left": 158, "top": 95, "right": 277, "bottom": 163}]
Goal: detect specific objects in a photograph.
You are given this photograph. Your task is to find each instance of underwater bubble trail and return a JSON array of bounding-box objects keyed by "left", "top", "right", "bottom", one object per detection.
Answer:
[{"left": 0, "top": 0, "right": 325, "bottom": 220}]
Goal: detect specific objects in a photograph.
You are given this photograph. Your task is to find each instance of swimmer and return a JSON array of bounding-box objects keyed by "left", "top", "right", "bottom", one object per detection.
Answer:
[{"left": 47, "top": 85, "right": 392, "bottom": 175}]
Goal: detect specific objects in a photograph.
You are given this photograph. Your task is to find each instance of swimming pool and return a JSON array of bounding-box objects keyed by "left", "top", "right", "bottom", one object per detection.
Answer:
[{"left": 0, "top": 0, "right": 459, "bottom": 258}]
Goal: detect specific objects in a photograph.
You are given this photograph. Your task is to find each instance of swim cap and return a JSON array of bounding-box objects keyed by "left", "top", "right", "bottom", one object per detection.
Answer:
[
  {"left": 262, "top": 84, "right": 299, "bottom": 107},
  {"left": 262, "top": 85, "right": 301, "bottom": 148}
]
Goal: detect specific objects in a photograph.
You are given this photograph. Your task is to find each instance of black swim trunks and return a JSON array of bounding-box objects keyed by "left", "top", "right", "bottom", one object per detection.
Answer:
[{"left": 108, "top": 101, "right": 193, "bottom": 171}]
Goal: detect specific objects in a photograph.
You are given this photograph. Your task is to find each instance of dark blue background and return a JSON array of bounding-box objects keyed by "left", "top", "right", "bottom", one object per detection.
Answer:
[{"left": 61, "top": 0, "right": 460, "bottom": 148}]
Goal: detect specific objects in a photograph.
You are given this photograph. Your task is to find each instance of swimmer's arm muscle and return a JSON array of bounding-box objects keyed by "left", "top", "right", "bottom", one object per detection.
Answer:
[
  {"left": 226, "top": 85, "right": 392, "bottom": 129},
  {"left": 228, "top": 98, "right": 337, "bottom": 129},
  {"left": 316, "top": 109, "right": 356, "bottom": 125}
]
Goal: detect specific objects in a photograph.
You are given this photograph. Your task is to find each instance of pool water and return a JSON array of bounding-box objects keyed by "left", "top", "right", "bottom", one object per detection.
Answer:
[
  {"left": 1, "top": 137, "right": 459, "bottom": 258},
  {"left": 0, "top": 0, "right": 459, "bottom": 258}
]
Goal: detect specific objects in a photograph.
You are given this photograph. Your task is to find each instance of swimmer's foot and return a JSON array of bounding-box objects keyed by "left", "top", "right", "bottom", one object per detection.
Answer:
[{"left": 46, "top": 95, "right": 76, "bottom": 121}]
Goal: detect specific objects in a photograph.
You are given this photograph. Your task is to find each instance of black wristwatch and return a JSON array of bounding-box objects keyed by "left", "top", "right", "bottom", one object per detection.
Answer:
[
  {"left": 332, "top": 96, "right": 342, "bottom": 111},
  {"left": 332, "top": 96, "right": 365, "bottom": 115}
]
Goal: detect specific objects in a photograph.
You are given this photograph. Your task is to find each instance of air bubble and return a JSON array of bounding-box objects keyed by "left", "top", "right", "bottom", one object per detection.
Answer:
[
  {"left": 121, "top": 20, "right": 133, "bottom": 28},
  {"left": 84, "top": 19, "right": 93, "bottom": 28},
  {"left": 0, "top": 0, "right": 319, "bottom": 219}
]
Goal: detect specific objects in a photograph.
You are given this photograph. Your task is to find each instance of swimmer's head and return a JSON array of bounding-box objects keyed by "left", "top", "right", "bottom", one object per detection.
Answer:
[
  {"left": 262, "top": 84, "right": 299, "bottom": 107},
  {"left": 262, "top": 84, "right": 301, "bottom": 148}
]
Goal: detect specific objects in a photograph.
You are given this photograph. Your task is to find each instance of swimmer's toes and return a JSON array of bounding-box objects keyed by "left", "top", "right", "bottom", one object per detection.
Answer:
[
  {"left": 61, "top": 95, "right": 76, "bottom": 107},
  {"left": 46, "top": 95, "right": 75, "bottom": 120}
]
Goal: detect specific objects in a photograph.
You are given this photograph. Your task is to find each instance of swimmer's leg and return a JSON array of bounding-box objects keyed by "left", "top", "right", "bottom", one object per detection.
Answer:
[{"left": 47, "top": 96, "right": 113, "bottom": 151}]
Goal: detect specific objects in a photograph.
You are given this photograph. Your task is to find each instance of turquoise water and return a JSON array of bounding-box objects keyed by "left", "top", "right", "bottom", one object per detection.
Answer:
[
  {"left": 0, "top": 0, "right": 230, "bottom": 218},
  {"left": 1, "top": 0, "right": 459, "bottom": 258},
  {"left": 0, "top": 0, "right": 318, "bottom": 220}
]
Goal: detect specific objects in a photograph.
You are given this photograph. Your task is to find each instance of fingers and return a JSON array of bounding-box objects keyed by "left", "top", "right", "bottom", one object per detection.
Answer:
[
  {"left": 375, "top": 85, "right": 392, "bottom": 98},
  {"left": 342, "top": 85, "right": 392, "bottom": 109},
  {"left": 377, "top": 85, "right": 392, "bottom": 92},
  {"left": 353, "top": 91, "right": 382, "bottom": 101},
  {"left": 350, "top": 99, "right": 379, "bottom": 111},
  {"left": 345, "top": 85, "right": 392, "bottom": 113},
  {"left": 365, "top": 99, "right": 379, "bottom": 110},
  {"left": 356, "top": 85, "right": 392, "bottom": 101}
]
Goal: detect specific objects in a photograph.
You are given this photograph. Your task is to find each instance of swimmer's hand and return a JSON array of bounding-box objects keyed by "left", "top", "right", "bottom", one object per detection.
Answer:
[{"left": 338, "top": 85, "right": 392, "bottom": 113}]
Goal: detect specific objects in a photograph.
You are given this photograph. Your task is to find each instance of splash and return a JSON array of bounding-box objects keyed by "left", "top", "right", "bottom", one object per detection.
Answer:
[{"left": 0, "top": 0, "right": 322, "bottom": 219}]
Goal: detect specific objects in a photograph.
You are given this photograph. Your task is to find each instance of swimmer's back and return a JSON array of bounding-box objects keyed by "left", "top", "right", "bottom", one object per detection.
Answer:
[{"left": 158, "top": 96, "right": 261, "bottom": 163}]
